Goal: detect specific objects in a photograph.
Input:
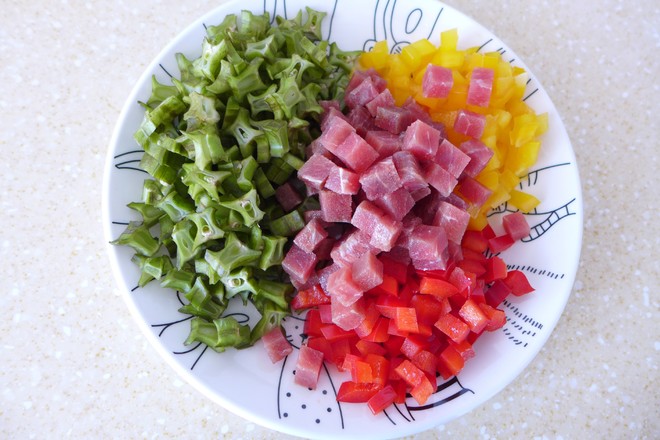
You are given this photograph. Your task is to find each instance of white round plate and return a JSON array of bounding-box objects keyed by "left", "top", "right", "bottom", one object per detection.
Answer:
[{"left": 103, "top": 0, "right": 583, "bottom": 438}]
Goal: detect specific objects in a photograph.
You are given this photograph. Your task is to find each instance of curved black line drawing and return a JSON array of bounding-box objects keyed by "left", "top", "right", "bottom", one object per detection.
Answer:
[
  {"left": 363, "top": 0, "right": 443, "bottom": 53},
  {"left": 488, "top": 163, "right": 577, "bottom": 243},
  {"left": 499, "top": 299, "right": 544, "bottom": 348},
  {"left": 113, "top": 150, "right": 146, "bottom": 173}
]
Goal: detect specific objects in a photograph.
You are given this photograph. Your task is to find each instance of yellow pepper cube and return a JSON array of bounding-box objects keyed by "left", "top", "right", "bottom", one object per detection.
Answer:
[
  {"left": 440, "top": 28, "right": 459, "bottom": 51},
  {"left": 400, "top": 39, "right": 436, "bottom": 70},
  {"left": 511, "top": 114, "right": 539, "bottom": 148},
  {"left": 509, "top": 190, "right": 540, "bottom": 213},
  {"left": 360, "top": 40, "right": 389, "bottom": 70}
]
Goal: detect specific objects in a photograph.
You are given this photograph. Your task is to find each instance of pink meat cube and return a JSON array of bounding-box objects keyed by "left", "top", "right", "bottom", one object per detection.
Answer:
[
  {"left": 331, "top": 296, "right": 366, "bottom": 331},
  {"left": 327, "top": 265, "right": 364, "bottom": 306},
  {"left": 320, "top": 106, "right": 349, "bottom": 132},
  {"left": 314, "top": 237, "right": 335, "bottom": 261},
  {"left": 365, "top": 88, "right": 396, "bottom": 116},
  {"left": 456, "top": 176, "right": 492, "bottom": 209},
  {"left": 374, "top": 106, "right": 416, "bottom": 134},
  {"left": 282, "top": 244, "right": 318, "bottom": 284},
  {"left": 334, "top": 132, "right": 379, "bottom": 173},
  {"left": 345, "top": 76, "right": 380, "bottom": 109},
  {"left": 459, "top": 139, "right": 494, "bottom": 178},
  {"left": 408, "top": 225, "right": 449, "bottom": 271},
  {"left": 293, "top": 218, "right": 328, "bottom": 253},
  {"left": 423, "top": 64, "right": 453, "bottom": 98},
  {"left": 275, "top": 182, "right": 302, "bottom": 212},
  {"left": 351, "top": 200, "right": 384, "bottom": 232},
  {"left": 319, "top": 190, "right": 353, "bottom": 223},
  {"left": 392, "top": 151, "right": 428, "bottom": 196},
  {"left": 409, "top": 186, "right": 432, "bottom": 201},
  {"left": 297, "top": 153, "right": 336, "bottom": 190},
  {"left": 435, "top": 138, "right": 471, "bottom": 179},
  {"left": 433, "top": 201, "right": 470, "bottom": 244},
  {"left": 318, "top": 263, "right": 341, "bottom": 294},
  {"left": 454, "top": 109, "right": 486, "bottom": 139},
  {"left": 402, "top": 120, "right": 442, "bottom": 161},
  {"left": 467, "top": 67, "right": 495, "bottom": 107},
  {"left": 359, "top": 157, "right": 403, "bottom": 200},
  {"left": 319, "top": 115, "right": 355, "bottom": 154},
  {"left": 365, "top": 130, "right": 402, "bottom": 159},
  {"left": 294, "top": 345, "right": 324, "bottom": 389},
  {"left": 330, "top": 229, "right": 373, "bottom": 267},
  {"left": 374, "top": 187, "right": 415, "bottom": 221},
  {"left": 303, "top": 209, "right": 325, "bottom": 223},
  {"left": 425, "top": 162, "right": 458, "bottom": 197},
  {"left": 403, "top": 98, "right": 433, "bottom": 124},
  {"left": 345, "top": 69, "right": 386, "bottom": 95},
  {"left": 502, "top": 211, "right": 531, "bottom": 240},
  {"left": 290, "top": 270, "right": 320, "bottom": 292},
  {"left": 324, "top": 165, "right": 360, "bottom": 195},
  {"left": 369, "top": 215, "right": 402, "bottom": 252},
  {"left": 351, "top": 251, "right": 384, "bottom": 291},
  {"left": 262, "top": 326, "right": 293, "bottom": 363},
  {"left": 395, "top": 214, "right": 423, "bottom": 248},
  {"left": 347, "top": 105, "right": 378, "bottom": 137}
]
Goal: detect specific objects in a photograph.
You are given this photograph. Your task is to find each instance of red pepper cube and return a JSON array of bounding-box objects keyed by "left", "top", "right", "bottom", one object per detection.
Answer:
[
  {"left": 375, "top": 294, "right": 407, "bottom": 318},
  {"left": 400, "top": 334, "right": 429, "bottom": 359},
  {"left": 410, "top": 373, "right": 435, "bottom": 405},
  {"left": 453, "top": 109, "right": 486, "bottom": 139},
  {"left": 423, "top": 64, "right": 453, "bottom": 98},
  {"left": 387, "top": 317, "right": 409, "bottom": 337},
  {"left": 361, "top": 316, "right": 390, "bottom": 343},
  {"left": 320, "top": 323, "right": 356, "bottom": 341},
  {"left": 365, "top": 353, "right": 390, "bottom": 387},
  {"left": 378, "top": 254, "right": 409, "bottom": 284},
  {"left": 485, "top": 279, "right": 512, "bottom": 307},
  {"left": 448, "top": 339, "right": 476, "bottom": 361},
  {"left": 367, "top": 384, "right": 398, "bottom": 414},
  {"left": 303, "top": 309, "right": 324, "bottom": 337},
  {"left": 484, "top": 255, "right": 508, "bottom": 283},
  {"left": 395, "top": 307, "right": 419, "bottom": 334},
  {"left": 434, "top": 313, "right": 470, "bottom": 344},
  {"left": 467, "top": 67, "right": 495, "bottom": 107},
  {"left": 337, "top": 381, "right": 380, "bottom": 403},
  {"left": 327, "top": 265, "right": 364, "bottom": 307},
  {"left": 503, "top": 270, "right": 535, "bottom": 296},
  {"left": 502, "top": 211, "right": 531, "bottom": 240},
  {"left": 479, "top": 303, "right": 507, "bottom": 331},
  {"left": 394, "top": 359, "right": 425, "bottom": 387},
  {"left": 488, "top": 234, "right": 515, "bottom": 253},
  {"left": 410, "top": 294, "right": 446, "bottom": 326},
  {"left": 306, "top": 336, "right": 333, "bottom": 363},
  {"left": 419, "top": 277, "right": 459, "bottom": 299},
  {"left": 371, "top": 274, "right": 399, "bottom": 298},
  {"left": 411, "top": 349, "right": 437, "bottom": 377},
  {"left": 458, "top": 298, "right": 489, "bottom": 334},
  {"left": 291, "top": 284, "right": 330, "bottom": 311},
  {"left": 355, "top": 339, "right": 388, "bottom": 357},
  {"left": 437, "top": 344, "right": 465, "bottom": 379},
  {"left": 461, "top": 229, "right": 488, "bottom": 253}
]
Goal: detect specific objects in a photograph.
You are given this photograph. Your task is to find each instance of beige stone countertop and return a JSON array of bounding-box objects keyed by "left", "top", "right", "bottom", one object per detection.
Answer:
[{"left": 1, "top": 0, "right": 658, "bottom": 438}]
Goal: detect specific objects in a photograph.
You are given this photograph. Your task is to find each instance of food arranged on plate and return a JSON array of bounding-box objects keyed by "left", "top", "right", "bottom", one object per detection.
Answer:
[{"left": 112, "top": 8, "right": 548, "bottom": 415}]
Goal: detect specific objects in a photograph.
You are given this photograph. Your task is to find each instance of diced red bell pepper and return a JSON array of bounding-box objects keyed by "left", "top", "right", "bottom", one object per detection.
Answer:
[
  {"left": 370, "top": 273, "right": 399, "bottom": 297},
  {"left": 337, "top": 381, "right": 381, "bottom": 403},
  {"left": 342, "top": 354, "right": 374, "bottom": 383},
  {"left": 383, "top": 335, "right": 405, "bottom": 358},
  {"left": 354, "top": 302, "right": 380, "bottom": 338},
  {"left": 375, "top": 294, "right": 408, "bottom": 318},
  {"left": 484, "top": 279, "right": 512, "bottom": 307},
  {"left": 419, "top": 277, "right": 459, "bottom": 298},
  {"left": 394, "top": 359, "right": 425, "bottom": 387},
  {"left": 394, "top": 307, "right": 419, "bottom": 333},
  {"left": 367, "top": 384, "right": 398, "bottom": 414},
  {"left": 291, "top": 284, "right": 331, "bottom": 310},
  {"left": 400, "top": 334, "right": 430, "bottom": 359},
  {"left": 457, "top": 258, "right": 486, "bottom": 277},
  {"left": 448, "top": 338, "right": 476, "bottom": 361},
  {"left": 410, "top": 373, "right": 435, "bottom": 405},
  {"left": 479, "top": 303, "right": 507, "bottom": 331},
  {"left": 361, "top": 317, "right": 391, "bottom": 343},
  {"left": 503, "top": 270, "right": 535, "bottom": 296},
  {"left": 458, "top": 298, "right": 489, "bottom": 334},
  {"left": 410, "top": 294, "right": 447, "bottom": 326},
  {"left": 355, "top": 339, "right": 388, "bottom": 357},
  {"left": 437, "top": 344, "right": 465, "bottom": 379},
  {"left": 306, "top": 336, "right": 333, "bottom": 363},
  {"left": 488, "top": 234, "right": 515, "bottom": 253},
  {"left": 411, "top": 349, "right": 437, "bottom": 376},
  {"left": 484, "top": 256, "right": 508, "bottom": 282},
  {"left": 365, "top": 353, "right": 390, "bottom": 387},
  {"left": 461, "top": 229, "right": 488, "bottom": 253},
  {"left": 303, "top": 309, "right": 324, "bottom": 337},
  {"left": 379, "top": 254, "right": 409, "bottom": 284},
  {"left": 320, "top": 324, "right": 356, "bottom": 341},
  {"left": 318, "top": 304, "right": 333, "bottom": 323},
  {"left": 434, "top": 313, "right": 470, "bottom": 344},
  {"left": 387, "top": 317, "right": 409, "bottom": 337}
]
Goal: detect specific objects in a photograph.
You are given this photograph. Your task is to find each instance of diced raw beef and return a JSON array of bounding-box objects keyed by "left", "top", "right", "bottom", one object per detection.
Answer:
[
  {"left": 365, "top": 89, "right": 396, "bottom": 116},
  {"left": 348, "top": 105, "right": 378, "bottom": 137},
  {"left": 331, "top": 296, "right": 366, "bottom": 331},
  {"left": 458, "top": 139, "right": 494, "bottom": 178},
  {"left": 262, "top": 326, "right": 293, "bottom": 363},
  {"left": 275, "top": 181, "right": 302, "bottom": 212},
  {"left": 402, "top": 120, "right": 442, "bottom": 161},
  {"left": 282, "top": 244, "right": 318, "bottom": 284},
  {"left": 409, "top": 186, "right": 432, "bottom": 201},
  {"left": 294, "top": 345, "right": 324, "bottom": 389},
  {"left": 303, "top": 209, "right": 325, "bottom": 223},
  {"left": 294, "top": 218, "right": 328, "bottom": 253},
  {"left": 319, "top": 190, "right": 353, "bottom": 223},
  {"left": 351, "top": 200, "right": 385, "bottom": 232},
  {"left": 359, "top": 157, "right": 402, "bottom": 200},
  {"left": 454, "top": 109, "right": 486, "bottom": 139},
  {"left": 435, "top": 138, "right": 471, "bottom": 178},
  {"left": 365, "top": 130, "right": 402, "bottom": 159},
  {"left": 351, "top": 252, "right": 384, "bottom": 291},
  {"left": 456, "top": 176, "right": 492, "bottom": 208},
  {"left": 374, "top": 187, "right": 415, "bottom": 221},
  {"left": 402, "top": 98, "right": 433, "bottom": 123},
  {"left": 319, "top": 115, "right": 355, "bottom": 154},
  {"left": 318, "top": 263, "right": 341, "bottom": 293},
  {"left": 444, "top": 192, "right": 469, "bottom": 211},
  {"left": 330, "top": 229, "right": 373, "bottom": 266},
  {"left": 425, "top": 162, "right": 458, "bottom": 197},
  {"left": 422, "top": 64, "right": 453, "bottom": 98},
  {"left": 320, "top": 100, "right": 341, "bottom": 113},
  {"left": 314, "top": 237, "right": 335, "bottom": 261},
  {"left": 298, "top": 153, "right": 336, "bottom": 190},
  {"left": 395, "top": 214, "right": 423, "bottom": 249},
  {"left": 290, "top": 270, "right": 320, "bottom": 292},
  {"left": 433, "top": 201, "right": 470, "bottom": 244},
  {"left": 324, "top": 165, "right": 360, "bottom": 195},
  {"left": 502, "top": 211, "right": 531, "bottom": 240},
  {"left": 374, "top": 106, "right": 416, "bottom": 134},
  {"left": 327, "top": 265, "right": 364, "bottom": 306},
  {"left": 345, "top": 76, "right": 380, "bottom": 109},
  {"left": 369, "top": 215, "right": 402, "bottom": 252},
  {"left": 392, "top": 151, "right": 428, "bottom": 196},
  {"left": 386, "top": 245, "right": 411, "bottom": 264},
  {"left": 408, "top": 225, "right": 449, "bottom": 271},
  {"left": 345, "top": 68, "right": 386, "bottom": 95},
  {"left": 334, "top": 132, "right": 379, "bottom": 173},
  {"left": 467, "top": 67, "right": 495, "bottom": 107},
  {"left": 305, "top": 139, "right": 330, "bottom": 159},
  {"left": 320, "top": 106, "right": 349, "bottom": 132}
]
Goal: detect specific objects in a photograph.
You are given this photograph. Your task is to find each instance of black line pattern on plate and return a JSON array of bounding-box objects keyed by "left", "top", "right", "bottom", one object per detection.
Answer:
[
  {"left": 500, "top": 299, "right": 544, "bottom": 347},
  {"left": 113, "top": 150, "right": 147, "bottom": 173}
]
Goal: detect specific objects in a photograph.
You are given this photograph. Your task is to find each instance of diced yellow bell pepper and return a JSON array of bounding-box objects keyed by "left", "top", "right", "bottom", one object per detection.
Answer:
[
  {"left": 508, "top": 190, "right": 540, "bottom": 213},
  {"left": 510, "top": 114, "right": 539, "bottom": 148},
  {"left": 360, "top": 40, "right": 389, "bottom": 70},
  {"left": 440, "top": 28, "right": 459, "bottom": 51},
  {"left": 401, "top": 39, "right": 436, "bottom": 70}
]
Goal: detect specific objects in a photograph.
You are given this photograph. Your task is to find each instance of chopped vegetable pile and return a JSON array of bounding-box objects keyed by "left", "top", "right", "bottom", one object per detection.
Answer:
[{"left": 112, "top": 8, "right": 548, "bottom": 416}]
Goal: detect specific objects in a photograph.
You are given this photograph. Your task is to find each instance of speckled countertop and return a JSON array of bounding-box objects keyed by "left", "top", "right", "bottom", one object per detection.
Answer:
[{"left": 1, "top": 0, "right": 658, "bottom": 438}]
